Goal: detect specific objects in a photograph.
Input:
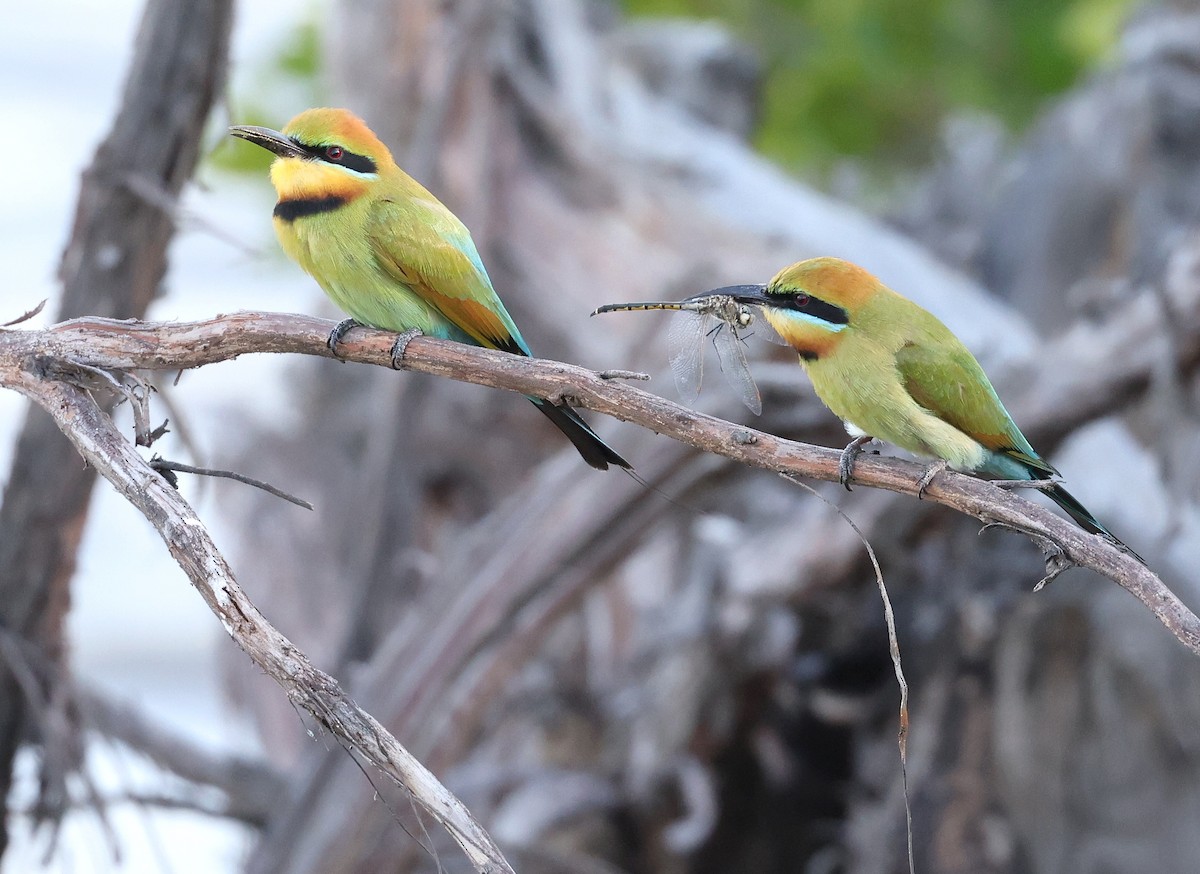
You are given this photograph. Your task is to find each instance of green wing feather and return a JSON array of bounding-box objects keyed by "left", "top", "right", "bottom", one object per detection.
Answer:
[
  {"left": 894, "top": 339, "right": 1056, "bottom": 476},
  {"left": 894, "top": 335, "right": 1146, "bottom": 558},
  {"left": 368, "top": 197, "right": 530, "bottom": 355},
  {"left": 366, "top": 195, "right": 629, "bottom": 471}
]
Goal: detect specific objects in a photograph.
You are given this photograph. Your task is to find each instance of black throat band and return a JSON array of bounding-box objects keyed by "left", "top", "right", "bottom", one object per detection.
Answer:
[{"left": 273, "top": 195, "right": 348, "bottom": 222}]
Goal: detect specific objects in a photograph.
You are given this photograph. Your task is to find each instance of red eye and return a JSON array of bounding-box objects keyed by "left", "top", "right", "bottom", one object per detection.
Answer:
[
  {"left": 794, "top": 293, "right": 809, "bottom": 307},
  {"left": 325, "top": 145, "right": 344, "bottom": 161}
]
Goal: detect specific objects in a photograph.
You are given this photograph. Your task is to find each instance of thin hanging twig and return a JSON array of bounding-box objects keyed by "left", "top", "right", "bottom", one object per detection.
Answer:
[{"left": 780, "top": 474, "right": 915, "bottom": 874}]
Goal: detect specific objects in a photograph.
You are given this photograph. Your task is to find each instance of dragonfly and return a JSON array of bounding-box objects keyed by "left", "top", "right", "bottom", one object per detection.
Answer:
[{"left": 592, "top": 293, "right": 783, "bottom": 415}]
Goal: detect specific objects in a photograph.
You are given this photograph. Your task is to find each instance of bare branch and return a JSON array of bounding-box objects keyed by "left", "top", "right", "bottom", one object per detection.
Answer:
[
  {"left": 2, "top": 369, "right": 515, "bottom": 874},
  {"left": 2, "top": 313, "right": 1191, "bottom": 646}
]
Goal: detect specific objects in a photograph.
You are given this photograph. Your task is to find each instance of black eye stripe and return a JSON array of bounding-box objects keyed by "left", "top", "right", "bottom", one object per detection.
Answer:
[
  {"left": 770, "top": 290, "right": 849, "bottom": 325},
  {"left": 800, "top": 296, "right": 849, "bottom": 325},
  {"left": 291, "top": 137, "right": 378, "bottom": 175},
  {"left": 334, "top": 151, "right": 377, "bottom": 174}
]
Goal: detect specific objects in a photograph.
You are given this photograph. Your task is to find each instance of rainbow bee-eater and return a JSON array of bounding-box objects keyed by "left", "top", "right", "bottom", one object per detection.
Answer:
[
  {"left": 705, "top": 257, "right": 1141, "bottom": 561},
  {"left": 229, "top": 108, "right": 628, "bottom": 471}
]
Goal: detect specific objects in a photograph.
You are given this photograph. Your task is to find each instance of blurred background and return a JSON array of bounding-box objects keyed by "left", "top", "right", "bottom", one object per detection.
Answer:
[{"left": 3, "top": 0, "right": 1200, "bottom": 872}]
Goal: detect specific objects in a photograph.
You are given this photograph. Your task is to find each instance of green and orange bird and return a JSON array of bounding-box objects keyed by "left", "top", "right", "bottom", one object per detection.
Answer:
[
  {"left": 704, "top": 257, "right": 1141, "bottom": 560},
  {"left": 230, "top": 108, "right": 628, "bottom": 470}
]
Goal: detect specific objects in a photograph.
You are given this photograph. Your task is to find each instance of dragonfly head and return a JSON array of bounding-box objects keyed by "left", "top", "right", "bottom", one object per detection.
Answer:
[
  {"left": 688, "top": 284, "right": 770, "bottom": 308},
  {"left": 685, "top": 287, "right": 788, "bottom": 346}
]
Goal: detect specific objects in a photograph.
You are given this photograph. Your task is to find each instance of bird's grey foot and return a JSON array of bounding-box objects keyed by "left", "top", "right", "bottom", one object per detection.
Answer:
[
  {"left": 327, "top": 318, "right": 362, "bottom": 361},
  {"left": 389, "top": 328, "right": 424, "bottom": 370},
  {"left": 838, "top": 434, "right": 874, "bottom": 491},
  {"left": 916, "top": 459, "right": 949, "bottom": 499},
  {"left": 993, "top": 476, "right": 1064, "bottom": 490}
]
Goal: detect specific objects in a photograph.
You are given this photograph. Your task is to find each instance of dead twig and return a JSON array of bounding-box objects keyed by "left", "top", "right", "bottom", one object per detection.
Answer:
[
  {"left": 148, "top": 457, "right": 314, "bottom": 510},
  {"left": 41, "top": 358, "right": 158, "bottom": 446},
  {"left": 2, "top": 300, "right": 47, "bottom": 328}
]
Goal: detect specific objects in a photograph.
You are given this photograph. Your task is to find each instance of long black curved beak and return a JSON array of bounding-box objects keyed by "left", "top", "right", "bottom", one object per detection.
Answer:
[
  {"left": 228, "top": 125, "right": 308, "bottom": 159},
  {"left": 686, "top": 284, "right": 771, "bottom": 306}
]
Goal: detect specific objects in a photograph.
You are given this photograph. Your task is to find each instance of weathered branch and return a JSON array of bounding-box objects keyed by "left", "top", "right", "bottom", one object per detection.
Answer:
[
  {"left": 1, "top": 367, "right": 515, "bottom": 874},
  {"left": 1, "top": 311, "right": 1194, "bottom": 660}
]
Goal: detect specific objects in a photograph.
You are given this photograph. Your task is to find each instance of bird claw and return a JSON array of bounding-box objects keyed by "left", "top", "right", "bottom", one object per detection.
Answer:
[
  {"left": 389, "top": 328, "right": 424, "bottom": 369},
  {"left": 916, "top": 459, "right": 949, "bottom": 499},
  {"left": 327, "top": 318, "right": 362, "bottom": 361},
  {"left": 838, "top": 435, "right": 874, "bottom": 491}
]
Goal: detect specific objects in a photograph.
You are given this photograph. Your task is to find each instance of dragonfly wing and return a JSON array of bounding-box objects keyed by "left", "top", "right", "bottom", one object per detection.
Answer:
[
  {"left": 714, "top": 325, "right": 762, "bottom": 415},
  {"left": 667, "top": 311, "right": 706, "bottom": 404},
  {"left": 750, "top": 307, "right": 789, "bottom": 346}
]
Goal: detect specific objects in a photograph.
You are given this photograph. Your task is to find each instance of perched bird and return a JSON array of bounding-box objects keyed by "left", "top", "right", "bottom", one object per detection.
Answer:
[
  {"left": 703, "top": 257, "right": 1141, "bottom": 560},
  {"left": 229, "top": 108, "right": 628, "bottom": 471}
]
